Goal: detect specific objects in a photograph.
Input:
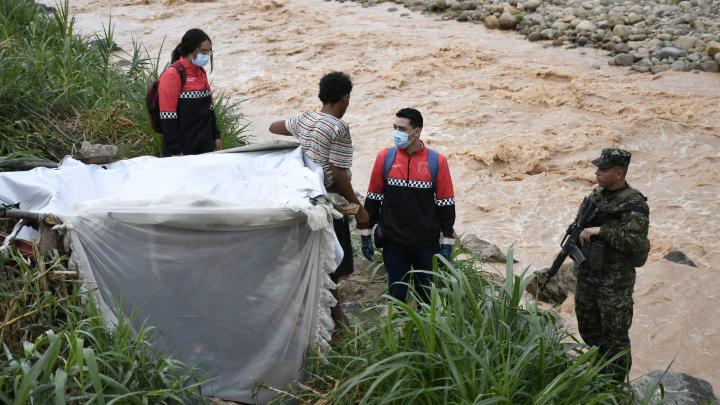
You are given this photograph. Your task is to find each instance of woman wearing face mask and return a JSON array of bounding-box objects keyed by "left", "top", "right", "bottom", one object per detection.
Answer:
[{"left": 158, "top": 28, "right": 221, "bottom": 157}]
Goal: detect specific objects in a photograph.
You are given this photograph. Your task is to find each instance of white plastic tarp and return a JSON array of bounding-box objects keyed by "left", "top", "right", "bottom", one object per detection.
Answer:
[{"left": 0, "top": 147, "right": 341, "bottom": 403}]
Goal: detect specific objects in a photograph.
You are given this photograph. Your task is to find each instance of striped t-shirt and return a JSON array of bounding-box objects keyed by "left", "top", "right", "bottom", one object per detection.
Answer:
[{"left": 285, "top": 111, "right": 353, "bottom": 187}]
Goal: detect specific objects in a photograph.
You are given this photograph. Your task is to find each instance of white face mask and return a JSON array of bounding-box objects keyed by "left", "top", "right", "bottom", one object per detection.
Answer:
[
  {"left": 393, "top": 128, "right": 417, "bottom": 149},
  {"left": 192, "top": 53, "right": 210, "bottom": 67}
]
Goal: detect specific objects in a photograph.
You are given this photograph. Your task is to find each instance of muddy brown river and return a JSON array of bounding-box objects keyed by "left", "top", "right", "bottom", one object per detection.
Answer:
[{"left": 70, "top": 0, "right": 719, "bottom": 387}]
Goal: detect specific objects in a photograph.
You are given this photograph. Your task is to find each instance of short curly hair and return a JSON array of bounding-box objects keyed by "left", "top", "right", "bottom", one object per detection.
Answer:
[{"left": 318, "top": 72, "right": 352, "bottom": 104}]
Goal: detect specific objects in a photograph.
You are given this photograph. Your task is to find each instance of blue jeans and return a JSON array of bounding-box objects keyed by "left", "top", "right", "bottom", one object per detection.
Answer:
[{"left": 383, "top": 241, "right": 440, "bottom": 304}]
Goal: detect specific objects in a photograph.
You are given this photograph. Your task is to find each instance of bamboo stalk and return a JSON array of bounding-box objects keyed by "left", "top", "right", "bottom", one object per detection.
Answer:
[
  {"left": 38, "top": 256, "right": 50, "bottom": 296},
  {"left": 0, "top": 299, "right": 19, "bottom": 344},
  {"left": 254, "top": 382, "right": 305, "bottom": 403},
  {"left": 0, "top": 296, "right": 68, "bottom": 331}
]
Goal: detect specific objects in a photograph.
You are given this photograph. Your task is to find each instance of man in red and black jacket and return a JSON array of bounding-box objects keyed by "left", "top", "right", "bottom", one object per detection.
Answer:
[{"left": 359, "top": 108, "right": 456, "bottom": 304}]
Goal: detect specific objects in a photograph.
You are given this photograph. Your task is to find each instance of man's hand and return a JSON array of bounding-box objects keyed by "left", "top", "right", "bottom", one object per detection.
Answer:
[
  {"left": 355, "top": 207, "right": 370, "bottom": 229},
  {"left": 359, "top": 229, "right": 374, "bottom": 261},
  {"left": 440, "top": 236, "right": 455, "bottom": 262},
  {"left": 215, "top": 139, "right": 222, "bottom": 151},
  {"left": 579, "top": 227, "right": 601, "bottom": 246},
  {"left": 329, "top": 164, "right": 368, "bottom": 226}
]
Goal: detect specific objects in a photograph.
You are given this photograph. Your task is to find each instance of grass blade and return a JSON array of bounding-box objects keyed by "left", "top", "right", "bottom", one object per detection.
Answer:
[{"left": 83, "top": 348, "right": 106, "bottom": 405}]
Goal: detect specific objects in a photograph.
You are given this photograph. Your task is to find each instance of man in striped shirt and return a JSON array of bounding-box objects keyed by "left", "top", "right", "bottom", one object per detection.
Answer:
[{"left": 269, "top": 72, "right": 369, "bottom": 329}]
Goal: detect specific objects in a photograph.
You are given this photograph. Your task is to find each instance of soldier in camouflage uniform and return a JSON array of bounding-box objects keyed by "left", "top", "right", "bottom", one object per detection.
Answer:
[{"left": 574, "top": 148, "right": 650, "bottom": 382}]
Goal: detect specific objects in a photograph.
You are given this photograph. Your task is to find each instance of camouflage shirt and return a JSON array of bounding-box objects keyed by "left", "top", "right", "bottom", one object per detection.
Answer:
[{"left": 574, "top": 183, "right": 650, "bottom": 287}]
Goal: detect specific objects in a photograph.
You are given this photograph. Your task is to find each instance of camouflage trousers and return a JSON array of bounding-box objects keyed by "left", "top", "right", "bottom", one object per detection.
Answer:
[{"left": 575, "top": 278, "right": 634, "bottom": 381}]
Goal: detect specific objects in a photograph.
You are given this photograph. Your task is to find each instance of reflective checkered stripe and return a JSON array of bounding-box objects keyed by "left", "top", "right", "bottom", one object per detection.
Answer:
[
  {"left": 367, "top": 192, "right": 384, "bottom": 201},
  {"left": 160, "top": 112, "right": 177, "bottom": 119},
  {"left": 387, "top": 178, "right": 433, "bottom": 189},
  {"left": 179, "top": 89, "right": 211, "bottom": 99},
  {"left": 436, "top": 197, "right": 455, "bottom": 206}
]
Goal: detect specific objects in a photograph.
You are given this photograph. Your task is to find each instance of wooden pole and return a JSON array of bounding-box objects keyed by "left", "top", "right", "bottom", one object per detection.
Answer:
[
  {"left": 1, "top": 210, "right": 61, "bottom": 255},
  {"left": 0, "top": 209, "right": 42, "bottom": 222},
  {"left": 0, "top": 161, "right": 59, "bottom": 171}
]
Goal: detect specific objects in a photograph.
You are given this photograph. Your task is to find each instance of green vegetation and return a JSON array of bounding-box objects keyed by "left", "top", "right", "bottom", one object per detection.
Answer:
[
  {"left": 515, "top": 11, "right": 524, "bottom": 23},
  {"left": 0, "top": 247, "right": 208, "bottom": 403},
  {"left": 263, "top": 244, "right": 675, "bottom": 404},
  {"left": 0, "top": 0, "right": 248, "bottom": 161}
]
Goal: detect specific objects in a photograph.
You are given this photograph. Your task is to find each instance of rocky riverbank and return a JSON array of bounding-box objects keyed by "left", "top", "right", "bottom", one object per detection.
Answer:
[{"left": 340, "top": 0, "right": 720, "bottom": 75}]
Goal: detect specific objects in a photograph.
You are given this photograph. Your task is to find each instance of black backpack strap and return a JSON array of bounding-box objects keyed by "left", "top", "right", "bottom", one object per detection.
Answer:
[
  {"left": 170, "top": 61, "right": 186, "bottom": 89},
  {"left": 591, "top": 186, "right": 649, "bottom": 226},
  {"left": 615, "top": 204, "right": 649, "bottom": 217},
  {"left": 613, "top": 187, "right": 649, "bottom": 217}
]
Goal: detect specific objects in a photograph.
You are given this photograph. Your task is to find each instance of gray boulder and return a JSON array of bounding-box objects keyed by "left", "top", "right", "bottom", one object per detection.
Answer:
[
  {"left": 525, "top": 262, "right": 576, "bottom": 305},
  {"left": 612, "top": 24, "right": 631, "bottom": 38},
  {"left": 655, "top": 5, "right": 675, "bottom": 17},
  {"left": 703, "top": 61, "right": 720, "bottom": 72},
  {"left": 485, "top": 15, "right": 498, "bottom": 29},
  {"left": 340, "top": 301, "right": 364, "bottom": 326},
  {"left": 659, "top": 47, "right": 687, "bottom": 60},
  {"left": 706, "top": 41, "right": 720, "bottom": 57},
  {"left": 627, "top": 12, "right": 642, "bottom": 24},
  {"left": 575, "top": 20, "right": 596, "bottom": 32},
  {"left": 528, "top": 31, "right": 543, "bottom": 41},
  {"left": 663, "top": 251, "right": 697, "bottom": 267},
  {"left": 498, "top": 12, "right": 518, "bottom": 30},
  {"left": 340, "top": 300, "right": 386, "bottom": 327},
  {"left": 73, "top": 141, "right": 117, "bottom": 164},
  {"left": 676, "top": 36, "right": 697, "bottom": 50},
  {"left": 546, "top": 310, "right": 568, "bottom": 330},
  {"left": 651, "top": 65, "right": 671, "bottom": 74},
  {"left": 460, "top": 234, "right": 517, "bottom": 264},
  {"left": 631, "top": 370, "right": 717, "bottom": 405},
  {"left": 523, "top": 0, "right": 541, "bottom": 11},
  {"left": 614, "top": 53, "right": 635, "bottom": 66}
]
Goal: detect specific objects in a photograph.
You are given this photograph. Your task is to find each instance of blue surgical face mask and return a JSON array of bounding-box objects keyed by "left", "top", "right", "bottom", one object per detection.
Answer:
[
  {"left": 393, "top": 128, "right": 417, "bottom": 149},
  {"left": 192, "top": 53, "right": 210, "bottom": 67}
]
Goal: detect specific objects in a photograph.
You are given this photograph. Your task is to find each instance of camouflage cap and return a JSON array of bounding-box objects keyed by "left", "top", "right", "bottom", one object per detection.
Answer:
[{"left": 591, "top": 148, "right": 631, "bottom": 169}]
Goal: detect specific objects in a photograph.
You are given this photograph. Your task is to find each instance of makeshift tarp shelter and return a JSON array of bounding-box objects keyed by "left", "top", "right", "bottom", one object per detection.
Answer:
[{"left": 0, "top": 142, "right": 343, "bottom": 403}]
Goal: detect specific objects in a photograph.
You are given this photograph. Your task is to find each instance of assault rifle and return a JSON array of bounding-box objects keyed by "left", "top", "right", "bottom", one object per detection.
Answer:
[{"left": 539, "top": 197, "right": 600, "bottom": 292}]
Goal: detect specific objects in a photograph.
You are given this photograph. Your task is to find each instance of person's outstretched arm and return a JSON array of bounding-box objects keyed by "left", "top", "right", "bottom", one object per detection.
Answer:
[{"left": 269, "top": 120, "right": 292, "bottom": 135}]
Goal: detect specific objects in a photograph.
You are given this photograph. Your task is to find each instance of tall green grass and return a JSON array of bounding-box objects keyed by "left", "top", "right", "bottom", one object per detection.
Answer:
[
  {"left": 264, "top": 245, "right": 676, "bottom": 405},
  {"left": 0, "top": 0, "right": 249, "bottom": 160},
  {"left": 0, "top": 247, "right": 208, "bottom": 403}
]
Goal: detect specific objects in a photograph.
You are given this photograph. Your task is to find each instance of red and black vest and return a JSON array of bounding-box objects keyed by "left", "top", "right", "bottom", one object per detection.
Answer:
[{"left": 158, "top": 56, "right": 220, "bottom": 157}]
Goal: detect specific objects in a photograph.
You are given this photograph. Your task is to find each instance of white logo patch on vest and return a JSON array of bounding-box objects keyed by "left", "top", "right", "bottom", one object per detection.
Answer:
[{"left": 418, "top": 161, "right": 429, "bottom": 175}]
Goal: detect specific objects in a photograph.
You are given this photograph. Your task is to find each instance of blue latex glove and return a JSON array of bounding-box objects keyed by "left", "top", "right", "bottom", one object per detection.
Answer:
[
  {"left": 439, "top": 244, "right": 452, "bottom": 262},
  {"left": 360, "top": 229, "right": 374, "bottom": 261},
  {"left": 439, "top": 236, "right": 455, "bottom": 262}
]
